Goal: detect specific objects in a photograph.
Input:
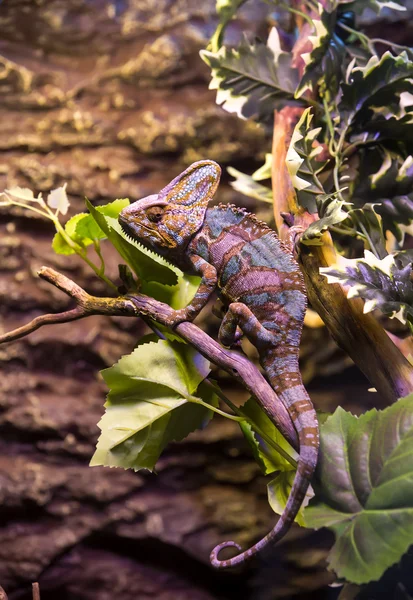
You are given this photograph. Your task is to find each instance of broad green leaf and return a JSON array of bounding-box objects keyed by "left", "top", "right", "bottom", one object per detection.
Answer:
[
  {"left": 296, "top": 5, "right": 346, "bottom": 98},
  {"left": 144, "top": 274, "right": 200, "bottom": 310},
  {"left": 91, "top": 339, "right": 217, "bottom": 471},
  {"left": 52, "top": 199, "right": 130, "bottom": 255},
  {"left": 320, "top": 250, "right": 413, "bottom": 324},
  {"left": 85, "top": 199, "right": 178, "bottom": 285},
  {"left": 286, "top": 108, "right": 326, "bottom": 213},
  {"left": 227, "top": 167, "right": 273, "bottom": 204},
  {"left": 239, "top": 397, "right": 298, "bottom": 474},
  {"left": 268, "top": 471, "right": 314, "bottom": 527},
  {"left": 304, "top": 398, "right": 413, "bottom": 584},
  {"left": 201, "top": 28, "right": 300, "bottom": 123},
  {"left": 301, "top": 196, "right": 351, "bottom": 245}
]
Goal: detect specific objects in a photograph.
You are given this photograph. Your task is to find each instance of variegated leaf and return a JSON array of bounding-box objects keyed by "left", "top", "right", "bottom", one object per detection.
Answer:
[
  {"left": 320, "top": 250, "right": 413, "bottom": 324},
  {"left": 228, "top": 167, "right": 273, "bottom": 203},
  {"left": 301, "top": 195, "right": 351, "bottom": 245},
  {"left": 200, "top": 28, "right": 300, "bottom": 123},
  {"left": 286, "top": 108, "right": 327, "bottom": 212}
]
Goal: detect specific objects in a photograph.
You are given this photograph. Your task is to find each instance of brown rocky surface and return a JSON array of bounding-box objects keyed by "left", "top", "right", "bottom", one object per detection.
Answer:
[{"left": 0, "top": 0, "right": 408, "bottom": 598}]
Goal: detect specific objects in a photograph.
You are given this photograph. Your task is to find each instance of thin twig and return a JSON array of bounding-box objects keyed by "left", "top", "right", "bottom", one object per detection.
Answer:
[
  {"left": 32, "top": 582, "right": 40, "bottom": 600},
  {"left": 0, "top": 267, "right": 298, "bottom": 450},
  {"left": 0, "top": 586, "right": 8, "bottom": 600}
]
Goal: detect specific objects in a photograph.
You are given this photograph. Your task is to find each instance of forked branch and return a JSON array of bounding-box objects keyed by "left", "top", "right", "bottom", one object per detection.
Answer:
[{"left": 0, "top": 266, "right": 298, "bottom": 450}]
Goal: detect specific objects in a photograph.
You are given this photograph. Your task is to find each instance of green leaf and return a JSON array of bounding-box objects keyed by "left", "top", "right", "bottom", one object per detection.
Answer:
[
  {"left": 297, "top": 6, "right": 346, "bottom": 98},
  {"left": 286, "top": 108, "right": 327, "bottom": 213},
  {"left": 252, "top": 153, "right": 273, "bottom": 181},
  {"left": 227, "top": 167, "right": 273, "bottom": 204},
  {"left": 340, "top": 52, "right": 413, "bottom": 130},
  {"left": 144, "top": 274, "right": 201, "bottom": 310},
  {"left": 268, "top": 471, "right": 314, "bottom": 527},
  {"left": 85, "top": 199, "right": 178, "bottom": 285},
  {"left": 239, "top": 397, "right": 298, "bottom": 474},
  {"left": 351, "top": 149, "right": 413, "bottom": 242},
  {"left": 304, "top": 397, "right": 413, "bottom": 584},
  {"left": 348, "top": 204, "right": 387, "bottom": 259},
  {"left": 51, "top": 199, "right": 130, "bottom": 255},
  {"left": 201, "top": 28, "right": 300, "bottom": 123},
  {"left": 301, "top": 195, "right": 351, "bottom": 245},
  {"left": 320, "top": 250, "right": 413, "bottom": 324},
  {"left": 91, "top": 339, "right": 217, "bottom": 471}
]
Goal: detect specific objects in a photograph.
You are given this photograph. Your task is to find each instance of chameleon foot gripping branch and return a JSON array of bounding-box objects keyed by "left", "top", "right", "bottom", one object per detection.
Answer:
[{"left": 118, "top": 160, "right": 319, "bottom": 569}]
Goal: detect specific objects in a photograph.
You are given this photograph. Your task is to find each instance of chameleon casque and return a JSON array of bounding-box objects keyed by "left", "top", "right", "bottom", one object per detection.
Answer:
[{"left": 118, "top": 160, "right": 319, "bottom": 569}]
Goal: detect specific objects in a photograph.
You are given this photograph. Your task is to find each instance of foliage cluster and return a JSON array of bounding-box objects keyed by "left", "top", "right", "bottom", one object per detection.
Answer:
[{"left": 2, "top": 0, "right": 413, "bottom": 593}]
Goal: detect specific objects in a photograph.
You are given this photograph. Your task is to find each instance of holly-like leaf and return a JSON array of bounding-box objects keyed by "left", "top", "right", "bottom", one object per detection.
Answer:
[
  {"left": 91, "top": 339, "right": 217, "bottom": 471},
  {"left": 340, "top": 52, "right": 413, "bottom": 131},
  {"left": 297, "top": 5, "right": 346, "bottom": 98},
  {"left": 286, "top": 108, "right": 327, "bottom": 212},
  {"left": 301, "top": 195, "right": 351, "bottom": 245},
  {"left": 201, "top": 28, "right": 300, "bottom": 123},
  {"left": 348, "top": 204, "right": 387, "bottom": 259},
  {"left": 320, "top": 250, "right": 413, "bottom": 325},
  {"left": 268, "top": 472, "right": 314, "bottom": 527},
  {"left": 227, "top": 166, "right": 273, "bottom": 204},
  {"left": 304, "top": 397, "right": 413, "bottom": 584},
  {"left": 86, "top": 199, "right": 179, "bottom": 285}
]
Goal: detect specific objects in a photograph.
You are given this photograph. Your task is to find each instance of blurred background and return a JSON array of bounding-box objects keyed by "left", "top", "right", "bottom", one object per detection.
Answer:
[{"left": 0, "top": 1, "right": 412, "bottom": 599}]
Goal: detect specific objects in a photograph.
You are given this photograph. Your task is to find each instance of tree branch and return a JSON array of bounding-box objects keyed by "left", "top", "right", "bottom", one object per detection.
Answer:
[{"left": 0, "top": 267, "right": 298, "bottom": 450}]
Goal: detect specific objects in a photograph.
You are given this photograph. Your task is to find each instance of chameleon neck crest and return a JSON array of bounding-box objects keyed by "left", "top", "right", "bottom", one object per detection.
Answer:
[{"left": 119, "top": 160, "right": 221, "bottom": 260}]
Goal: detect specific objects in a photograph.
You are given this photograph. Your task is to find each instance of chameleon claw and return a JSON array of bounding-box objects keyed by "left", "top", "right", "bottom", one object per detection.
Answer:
[{"left": 210, "top": 540, "right": 243, "bottom": 569}]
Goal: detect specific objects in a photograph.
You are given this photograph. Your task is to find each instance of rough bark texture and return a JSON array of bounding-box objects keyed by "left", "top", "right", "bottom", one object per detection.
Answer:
[{"left": 0, "top": 1, "right": 407, "bottom": 599}]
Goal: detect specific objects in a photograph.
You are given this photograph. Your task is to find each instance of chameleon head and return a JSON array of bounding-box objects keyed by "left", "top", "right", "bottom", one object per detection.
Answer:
[{"left": 119, "top": 160, "right": 221, "bottom": 260}]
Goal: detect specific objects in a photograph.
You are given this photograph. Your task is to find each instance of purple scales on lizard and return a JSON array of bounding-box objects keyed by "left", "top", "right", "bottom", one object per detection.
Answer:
[{"left": 118, "top": 160, "right": 319, "bottom": 569}]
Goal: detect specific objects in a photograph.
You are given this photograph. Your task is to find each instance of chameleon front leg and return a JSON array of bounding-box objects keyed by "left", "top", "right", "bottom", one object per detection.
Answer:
[
  {"left": 219, "top": 302, "right": 279, "bottom": 349},
  {"left": 165, "top": 255, "right": 218, "bottom": 327}
]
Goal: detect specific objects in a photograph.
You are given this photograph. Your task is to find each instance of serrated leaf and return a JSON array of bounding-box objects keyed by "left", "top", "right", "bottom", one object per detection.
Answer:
[
  {"left": 340, "top": 52, "right": 413, "bottom": 130},
  {"left": 320, "top": 250, "right": 413, "bottom": 324},
  {"left": 91, "top": 339, "right": 217, "bottom": 471},
  {"left": 268, "top": 472, "right": 314, "bottom": 527},
  {"left": 85, "top": 199, "right": 178, "bottom": 285},
  {"left": 351, "top": 149, "right": 413, "bottom": 242},
  {"left": 301, "top": 195, "right": 351, "bottom": 245},
  {"left": 297, "top": 5, "right": 346, "bottom": 98},
  {"left": 286, "top": 108, "right": 327, "bottom": 213},
  {"left": 227, "top": 167, "right": 273, "bottom": 204},
  {"left": 239, "top": 397, "right": 298, "bottom": 474},
  {"left": 304, "top": 397, "right": 413, "bottom": 584},
  {"left": 201, "top": 28, "right": 300, "bottom": 123}
]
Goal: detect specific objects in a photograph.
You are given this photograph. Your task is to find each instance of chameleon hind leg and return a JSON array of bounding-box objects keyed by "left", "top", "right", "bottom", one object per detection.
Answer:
[{"left": 218, "top": 302, "right": 279, "bottom": 350}]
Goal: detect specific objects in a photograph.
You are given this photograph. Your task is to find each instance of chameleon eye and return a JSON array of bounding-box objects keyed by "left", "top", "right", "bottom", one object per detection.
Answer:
[{"left": 146, "top": 206, "right": 164, "bottom": 223}]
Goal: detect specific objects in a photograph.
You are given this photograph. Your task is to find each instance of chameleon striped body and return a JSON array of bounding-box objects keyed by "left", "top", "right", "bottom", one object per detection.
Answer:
[{"left": 118, "top": 160, "right": 319, "bottom": 569}]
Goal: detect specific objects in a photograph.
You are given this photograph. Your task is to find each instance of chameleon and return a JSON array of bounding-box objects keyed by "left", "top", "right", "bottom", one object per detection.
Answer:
[{"left": 118, "top": 160, "right": 319, "bottom": 569}]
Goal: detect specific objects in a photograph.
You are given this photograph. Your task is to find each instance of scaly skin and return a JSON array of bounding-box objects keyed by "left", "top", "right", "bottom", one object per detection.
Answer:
[{"left": 118, "top": 160, "right": 319, "bottom": 569}]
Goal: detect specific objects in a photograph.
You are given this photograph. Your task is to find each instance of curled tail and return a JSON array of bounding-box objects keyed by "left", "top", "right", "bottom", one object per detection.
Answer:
[{"left": 210, "top": 353, "right": 318, "bottom": 569}]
